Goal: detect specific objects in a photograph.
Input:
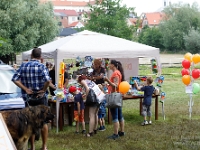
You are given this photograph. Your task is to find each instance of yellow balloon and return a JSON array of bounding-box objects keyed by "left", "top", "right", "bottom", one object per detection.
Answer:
[
  {"left": 119, "top": 81, "right": 130, "bottom": 94},
  {"left": 184, "top": 52, "right": 192, "bottom": 62},
  {"left": 182, "top": 75, "right": 191, "bottom": 86},
  {"left": 192, "top": 54, "right": 200, "bottom": 64}
]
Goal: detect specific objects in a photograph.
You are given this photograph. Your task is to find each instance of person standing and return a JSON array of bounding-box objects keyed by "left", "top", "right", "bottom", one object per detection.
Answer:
[
  {"left": 134, "top": 76, "right": 155, "bottom": 126},
  {"left": 68, "top": 86, "right": 86, "bottom": 134},
  {"left": 12, "top": 47, "right": 51, "bottom": 150},
  {"left": 78, "top": 75, "right": 99, "bottom": 137},
  {"left": 104, "top": 59, "right": 125, "bottom": 140},
  {"left": 91, "top": 59, "right": 105, "bottom": 84}
]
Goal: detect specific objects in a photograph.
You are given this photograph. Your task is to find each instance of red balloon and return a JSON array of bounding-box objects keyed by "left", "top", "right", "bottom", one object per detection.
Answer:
[
  {"left": 192, "top": 69, "right": 200, "bottom": 79},
  {"left": 182, "top": 59, "right": 191, "bottom": 69},
  {"left": 181, "top": 68, "right": 190, "bottom": 76}
]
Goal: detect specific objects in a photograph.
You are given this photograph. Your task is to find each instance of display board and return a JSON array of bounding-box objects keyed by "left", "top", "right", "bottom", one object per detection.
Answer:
[{"left": 0, "top": 113, "right": 17, "bottom": 150}]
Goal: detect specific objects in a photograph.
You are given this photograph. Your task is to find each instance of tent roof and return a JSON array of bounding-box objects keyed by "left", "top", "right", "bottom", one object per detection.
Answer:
[{"left": 22, "top": 30, "right": 160, "bottom": 60}]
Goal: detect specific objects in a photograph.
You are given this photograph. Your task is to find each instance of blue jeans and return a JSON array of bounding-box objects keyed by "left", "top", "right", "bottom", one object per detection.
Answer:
[{"left": 110, "top": 107, "right": 124, "bottom": 123}]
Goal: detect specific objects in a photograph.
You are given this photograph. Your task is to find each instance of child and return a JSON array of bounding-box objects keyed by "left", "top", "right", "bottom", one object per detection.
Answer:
[
  {"left": 134, "top": 76, "right": 155, "bottom": 126},
  {"left": 69, "top": 86, "right": 86, "bottom": 134},
  {"left": 97, "top": 84, "right": 106, "bottom": 131}
]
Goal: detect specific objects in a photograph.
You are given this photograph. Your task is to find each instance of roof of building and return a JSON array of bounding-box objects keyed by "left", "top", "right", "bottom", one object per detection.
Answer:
[
  {"left": 59, "top": 28, "right": 78, "bottom": 36},
  {"left": 143, "top": 12, "right": 164, "bottom": 25},
  {"left": 128, "top": 18, "right": 138, "bottom": 25},
  {"left": 69, "top": 21, "right": 84, "bottom": 27},
  {"left": 54, "top": 12, "right": 67, "bottom": 17},
  {"left": 40, "top": 0, "right": 95, "bottom": 7},
  {"left": 54, "top": 9, "right": 78, "bottom": 16}
]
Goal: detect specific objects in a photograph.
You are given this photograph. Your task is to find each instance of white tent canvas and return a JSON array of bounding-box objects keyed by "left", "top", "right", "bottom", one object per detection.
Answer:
[
  {"left": 22, "top": 30, "right": 161, "bottom": 132},
  {"left": 22, "top": 30, "right": 161, "bottom": 81}
]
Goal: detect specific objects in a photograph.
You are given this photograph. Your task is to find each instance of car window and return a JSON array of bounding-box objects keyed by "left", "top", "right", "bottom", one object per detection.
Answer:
[{"left": 0, "top": 69, "right": 21, "bottom": 94}]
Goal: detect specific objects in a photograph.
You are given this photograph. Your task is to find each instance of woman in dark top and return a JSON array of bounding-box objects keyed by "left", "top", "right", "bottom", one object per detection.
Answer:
[{"left": 91, "top": 59, "right": 105, "bottom": 85}]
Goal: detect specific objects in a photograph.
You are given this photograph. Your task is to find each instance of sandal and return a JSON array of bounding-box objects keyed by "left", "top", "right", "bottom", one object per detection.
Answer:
[{"left": 86, "top": 132, "right": 93, "bottom": 137}]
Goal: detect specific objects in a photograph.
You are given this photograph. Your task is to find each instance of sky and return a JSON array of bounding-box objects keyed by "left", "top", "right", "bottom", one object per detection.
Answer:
[{"left": 121, "top": 0, "right": 200, "bottom": 15}]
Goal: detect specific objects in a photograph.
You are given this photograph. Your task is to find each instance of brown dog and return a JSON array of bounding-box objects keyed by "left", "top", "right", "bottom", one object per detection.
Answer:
[{"left": 0, "top": 105, "right": 54, "bottom": 150}]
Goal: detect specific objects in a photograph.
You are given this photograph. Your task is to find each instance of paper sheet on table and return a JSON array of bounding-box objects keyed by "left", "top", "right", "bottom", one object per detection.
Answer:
[{"left": 185, "top": 85, "right": 192, "bottom": 94}]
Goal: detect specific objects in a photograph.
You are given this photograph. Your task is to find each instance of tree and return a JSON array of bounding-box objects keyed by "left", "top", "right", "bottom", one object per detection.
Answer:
[
  {"left": 184, "top": 29, "right": 200, "bottom": 53},
  {"left": 85, "top": 0, "right": 135, "bottom": 40},
  {"left": 0, "top": 0, "right": 59, "bottom": 56},
  {"left": 159, "top": 2, "right": 200, "bottom": 52},
  {"left": 138, "top": 27, "right": 164, "bottom": 49}
]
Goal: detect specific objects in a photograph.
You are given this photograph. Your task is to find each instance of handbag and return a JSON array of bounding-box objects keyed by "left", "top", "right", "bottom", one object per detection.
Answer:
[
  {"left": 105, "top": 92, "right": 123, "bottom": 108},
  {"left": 86, "top": 89, "right": 99, "bottom": 106},
  {"left": 92, "top": 85, "right": 105, "bottom": 104}
]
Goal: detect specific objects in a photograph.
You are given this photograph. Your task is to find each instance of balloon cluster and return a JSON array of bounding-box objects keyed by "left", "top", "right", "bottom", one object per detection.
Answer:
[
  {"left": 155, "top": 76, "right": 166, "bottom": 103},
  {"left": 150, "top": 59, "right": 158, "bottom": 74},
  {"left": 182, "top": 52, "right": 200, "bottom": 94},
  {"left": 155, "top": 76, "right": 164, "bottom": 87}
]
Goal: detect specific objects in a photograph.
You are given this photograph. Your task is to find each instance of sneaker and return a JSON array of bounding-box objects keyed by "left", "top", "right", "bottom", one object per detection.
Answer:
[
  {"left": 148, "top": 121, "right": 152, "bottom": 125},
  {"left": 99, "top": 126, "right": 106, "bottom": 131},
  {"left": 118, "top": 131, "right": 125, "bottom": 136},
  {"left": 107, "top": 134, "right": 119, "bottom": 140},
  {"left": 141, "top": 121, "right": 148, "bottom": 126},
  {"left": 82, "top": 130, "right": 86, "bottom": 134}
]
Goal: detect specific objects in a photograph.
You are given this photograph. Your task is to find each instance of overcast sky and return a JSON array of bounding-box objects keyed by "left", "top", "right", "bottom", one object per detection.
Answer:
[{"left": 121, "top": 0, "right": 200, "bottom": 15}]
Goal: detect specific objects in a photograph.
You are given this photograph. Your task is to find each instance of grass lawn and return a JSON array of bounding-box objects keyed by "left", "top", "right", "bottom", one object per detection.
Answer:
[{"left": 35, "top": 65, "right": 200, "bottom": 150}]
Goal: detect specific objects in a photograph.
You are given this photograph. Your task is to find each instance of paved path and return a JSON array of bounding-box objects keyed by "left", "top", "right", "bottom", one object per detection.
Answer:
[{"left": 139, "top": 54, "right": 184, "bottom": 66}]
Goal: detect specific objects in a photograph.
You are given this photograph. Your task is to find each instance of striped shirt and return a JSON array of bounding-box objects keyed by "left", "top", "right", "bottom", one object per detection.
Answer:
[{"left": 11, "top": 60, "right": 51, "bottom": 97}]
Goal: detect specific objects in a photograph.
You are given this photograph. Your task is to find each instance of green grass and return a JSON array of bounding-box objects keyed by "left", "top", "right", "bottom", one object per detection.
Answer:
[{"left": 35, "top": 65, "right": 200, "bottom": 150}]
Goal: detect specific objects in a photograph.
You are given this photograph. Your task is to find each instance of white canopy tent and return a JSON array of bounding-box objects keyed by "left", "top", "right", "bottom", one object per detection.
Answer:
[
  {"left": 22, "top": 30, "right": 161, "bottom": 81},
  {"left": 22, "top": 30, "right": 161, "bottom": 132}
]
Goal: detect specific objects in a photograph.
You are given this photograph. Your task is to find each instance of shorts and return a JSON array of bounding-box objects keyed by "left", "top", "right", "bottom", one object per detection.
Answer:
[
  {"left": 74, "top": 110, "right": 84, "bottom": 122},
  {"left": 23, "top": 96, "right": 48, "bottom": 107},
  {"left": 98, "top": 113, "right": 106, "bottom": 119},
  {"left": 110, "top": 107, "right": 124, "bottom": 123},
  {"left": 142, "top": 105, "right": 151, "bottom": 117}
]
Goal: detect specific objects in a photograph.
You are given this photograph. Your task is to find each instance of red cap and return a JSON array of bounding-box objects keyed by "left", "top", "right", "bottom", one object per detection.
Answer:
[{"left": 69, "top": 86, "right": 77, "bottom": 93}]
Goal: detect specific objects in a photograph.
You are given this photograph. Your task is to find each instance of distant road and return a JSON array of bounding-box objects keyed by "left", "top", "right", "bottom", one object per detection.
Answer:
[{"left": 139, "top": 54, "right": 184, "bottom": 66}]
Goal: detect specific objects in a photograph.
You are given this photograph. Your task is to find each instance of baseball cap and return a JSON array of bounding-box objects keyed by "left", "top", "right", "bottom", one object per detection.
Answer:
[{"left": 69, "top": 86, "right": 77, "bottom": 93}]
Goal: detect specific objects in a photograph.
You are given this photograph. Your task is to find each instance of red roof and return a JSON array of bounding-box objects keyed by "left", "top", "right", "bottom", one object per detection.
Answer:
[
  {"left": 40, "top": 0, "right": 95, "bottom": 7},
  {"left": 69, "top": 21, "right": 84, "bottom": 27},
  {"left": 128, "top": 18, "right": 137, "bottom": 25},
  {"left": 144, "top": 12, "right": 164, "bottom": 25},
  {"left": 54, "top": 9, "right": 78, "bottom": 16}
]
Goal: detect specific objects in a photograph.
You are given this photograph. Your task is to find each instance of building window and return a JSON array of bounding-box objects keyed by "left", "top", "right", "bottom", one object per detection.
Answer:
[{"left": 72, "top": 17, "right": 75, "bottom": 21}]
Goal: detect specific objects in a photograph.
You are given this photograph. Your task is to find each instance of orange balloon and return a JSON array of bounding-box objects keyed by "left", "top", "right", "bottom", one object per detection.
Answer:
[
  {"left": 184, "top": 52, "right": 192, "bottom": 62},
  {"left": 192, "top": 54, "right": 200, "bottom": 64},
  {"left": 119, "top": 81, "right": 130, "bottom": 94},
  {"left": 182, "top": 75, "right": 191, "bottom": 85}
]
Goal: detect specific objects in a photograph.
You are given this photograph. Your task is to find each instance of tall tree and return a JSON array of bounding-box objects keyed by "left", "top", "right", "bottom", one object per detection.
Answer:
[
  {"left": 184, "top": 29, "right": 200, "bottom": 53},
  {"left": 0, "top": 0, "right": 59, "bottom": 56},
  {"left": 138, "top": 27, "right": 164, "bottom": 49},
  {"left": 159, "top": 2, "right": 200, "bottom": 52},
  {"left": 85, "top": 0, "right": 135, "bottom": 40}
]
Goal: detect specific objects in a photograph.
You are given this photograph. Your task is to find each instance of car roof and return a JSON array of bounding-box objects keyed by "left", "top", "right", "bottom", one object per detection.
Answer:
[{"left": 0, "top": 64, "right": 14, "bottom": 70}]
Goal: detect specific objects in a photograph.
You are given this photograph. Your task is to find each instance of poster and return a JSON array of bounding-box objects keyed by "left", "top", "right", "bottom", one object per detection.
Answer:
[{"left": 0, "top": 113, "right": 17, "bottom": 150}]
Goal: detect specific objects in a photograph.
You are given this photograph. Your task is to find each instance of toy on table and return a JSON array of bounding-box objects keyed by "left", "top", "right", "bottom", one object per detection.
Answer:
[
  {"left": 160, "top": 92, "right": 166, "bottom": 103},
  {"left": 129, "top": 76, "right": 147, "bottom": 95}
]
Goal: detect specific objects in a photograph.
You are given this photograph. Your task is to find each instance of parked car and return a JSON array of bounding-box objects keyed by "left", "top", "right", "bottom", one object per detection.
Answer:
[{"left": 0, "top": 64, "right": 25, "bottom": 110}]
